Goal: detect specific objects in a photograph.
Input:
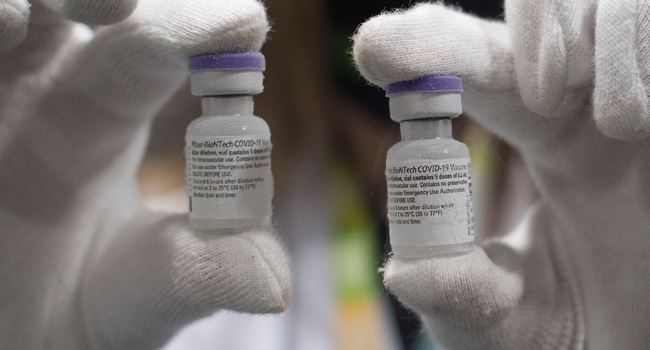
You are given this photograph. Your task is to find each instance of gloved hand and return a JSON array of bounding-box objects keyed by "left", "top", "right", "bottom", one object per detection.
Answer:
[
  {"left": 353, "top": 1, "right": 650, "bottom": 349},
  {"left": 0, "top": 1, "right": 291, "bottom": 349}
]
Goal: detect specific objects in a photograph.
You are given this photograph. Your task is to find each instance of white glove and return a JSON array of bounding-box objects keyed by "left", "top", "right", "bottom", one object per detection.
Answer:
[
  {"left": 0, "top": 1, "right": 291, "bottom": 349},
  {"left": 354, "top": 1, "right": 650, "bottom": 349}
]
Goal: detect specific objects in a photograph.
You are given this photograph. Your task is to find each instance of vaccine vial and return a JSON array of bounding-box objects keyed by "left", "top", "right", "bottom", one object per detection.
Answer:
[
  {"left": 385, "top": 76, "right": 475, "bottom": 258},
  {"left": 186, "top": 53, "right": 272, "bottom": 232}
]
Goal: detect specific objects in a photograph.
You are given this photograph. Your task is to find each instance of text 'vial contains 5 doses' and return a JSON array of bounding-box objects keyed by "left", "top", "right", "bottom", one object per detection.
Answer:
[
  {"left": 185, "top": 53, "right": 273, "bottom": 232},
  {"left": 384, "top": 76, "right": 475, "bottom": 258}
]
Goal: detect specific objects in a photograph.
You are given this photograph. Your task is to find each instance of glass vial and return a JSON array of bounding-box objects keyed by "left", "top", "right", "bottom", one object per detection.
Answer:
[
  {"left": 384, "top": 76, "right": 475, "bottom": 258},
  {"left": 185, "top": 53, "right": 272, "bottom": 232}
]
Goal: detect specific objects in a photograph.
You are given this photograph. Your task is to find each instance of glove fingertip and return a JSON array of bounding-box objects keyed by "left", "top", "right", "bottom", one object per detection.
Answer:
[
  {"left": 593, "top": 88, "right": 650, "bottom": 141},
  {"left": 352, "top": 3, "right": 510, "bottom": 90},
  {"left": 170, "top": 225, "right": 292, "bottom": 315},
  {"left": 0, "top": 0, "right": 30, "bottom": 51},
  {"left": 382, "top": 248, "right": 523, "bottom": 322},
  {"left": 135, "top": 0, "right": 270, "bottom": 57},
  {"left": 593, "top": 0, "right": 650, "bottom": 141}
]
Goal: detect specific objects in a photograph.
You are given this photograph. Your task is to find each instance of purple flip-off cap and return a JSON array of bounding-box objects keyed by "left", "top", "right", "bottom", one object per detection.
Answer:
[
  {"left": 385, "top": 75, "right": 463, "bottom": 96},
  {"left": 188, "top": 53, "right": 266, "bottom": 72}
]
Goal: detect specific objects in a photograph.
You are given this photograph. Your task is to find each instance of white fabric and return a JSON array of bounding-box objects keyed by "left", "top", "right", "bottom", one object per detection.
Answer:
[
  {"left": 354, "top": 2, "right": 650, "bottom": 349},
  {"left": 0, "top": 1, "right": 290, "bottom": 349}
]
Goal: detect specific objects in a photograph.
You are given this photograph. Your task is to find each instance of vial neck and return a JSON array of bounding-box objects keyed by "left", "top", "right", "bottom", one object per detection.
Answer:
[
  {"left": 202, "top": 95, "right": 254, "bottom": 116},
  {"left": 400, "top": 117, "right": 452, "bottom": 141}
]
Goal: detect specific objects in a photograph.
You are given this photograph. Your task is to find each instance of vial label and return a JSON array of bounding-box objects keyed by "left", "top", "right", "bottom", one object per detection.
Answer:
[
  {"left": 386, "top": 158, "right": 474, "bottom": 245},
  {"left": 186, "top": 135, "right": 272, "bottom": 220}
]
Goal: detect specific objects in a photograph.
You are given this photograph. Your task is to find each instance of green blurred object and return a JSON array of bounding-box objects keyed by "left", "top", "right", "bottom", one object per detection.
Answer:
[
  {"left": 330, "top": 160, "right": 381, "bottom": 303},
  {"left": 329, "top": 159, "right": 389, "bottom": 350}
]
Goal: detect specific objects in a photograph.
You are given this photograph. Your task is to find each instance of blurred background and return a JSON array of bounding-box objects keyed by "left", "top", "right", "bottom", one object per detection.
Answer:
[{"left": 138, "top": 0, "right": 538, "bottom": 349}]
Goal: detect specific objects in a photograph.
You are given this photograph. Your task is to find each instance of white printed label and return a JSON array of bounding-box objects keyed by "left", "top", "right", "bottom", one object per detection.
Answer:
[
  {"left": 386, "top": 158, "right": 474, "bottom": 246},
  {"left": 186, "top": 135, "right": 272, "bottom": 220}
]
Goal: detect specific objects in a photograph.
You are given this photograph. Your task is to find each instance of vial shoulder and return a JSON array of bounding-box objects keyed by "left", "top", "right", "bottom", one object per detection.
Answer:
[
  {"left": 187, "top": 115, "right": 270, "bottom": 137},
  {"left": 387, "top": 138, "right": 469, "bottom": 162}
]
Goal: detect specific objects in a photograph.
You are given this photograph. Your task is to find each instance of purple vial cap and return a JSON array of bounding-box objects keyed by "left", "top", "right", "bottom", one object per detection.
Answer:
[
  {"left": 385, "top": 75, "right": 463, "bottom": 96},
  {"left": 188, "top": 52, "right": 266, "bottom": 72}
]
